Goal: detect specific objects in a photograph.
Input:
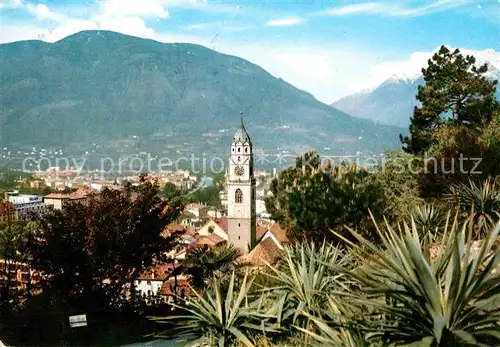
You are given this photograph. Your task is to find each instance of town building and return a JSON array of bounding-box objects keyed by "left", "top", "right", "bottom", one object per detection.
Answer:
[
  {"left": 5, "top": 191, "right": 48, "bottom": 220},
  {"left": 43, "top": 188, "right": 90, "bottom": 210},
  {"left": 256, "top": 198, "right": 267, "bottom": 216},
  {"left": 219, "top": 191, "right": 228, "bottom": 210},
  {"left": 134, "top": 263, "right": 179, "bottom": 297},
  {"left": 185, "top": 203, "right": 206, "bottom": 218}
]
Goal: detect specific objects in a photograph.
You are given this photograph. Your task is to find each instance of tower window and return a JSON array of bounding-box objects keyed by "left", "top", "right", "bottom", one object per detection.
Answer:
[
  {"left": 238, "top": 236, "right": 241, "bottom": 240},
  {"left": 238, "top": 148, "right": 241, "bottom": 152},
  {"left": 238, "top": 223, "right": 240, "bottom": 227},
  {"left": 235, "top": 189, "right": 243, "bottom": 204},
  {"left": 245, "top": 148, "right": 248, "bottom": 153},
  {"left": 232, "top": 148, "right": 234, "bottom": 152}
]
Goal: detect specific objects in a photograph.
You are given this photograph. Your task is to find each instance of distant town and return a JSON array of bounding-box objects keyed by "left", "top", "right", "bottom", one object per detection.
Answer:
[{"left": 0, "top": 166, "right": 276, "bottom": 222}]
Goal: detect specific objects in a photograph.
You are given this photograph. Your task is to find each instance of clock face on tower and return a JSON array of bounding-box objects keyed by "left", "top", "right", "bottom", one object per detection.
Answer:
[{"left": 235, "top": 166, "right": 244, "bottom": 176}]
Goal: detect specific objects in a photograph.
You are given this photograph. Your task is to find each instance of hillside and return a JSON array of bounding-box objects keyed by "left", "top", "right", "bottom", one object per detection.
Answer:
[
  {"left": 332, "top": 76, "right": 424, "bottom": 128},
  {"left": 0, "top": 30, "right": 403, "bottom": 158}
]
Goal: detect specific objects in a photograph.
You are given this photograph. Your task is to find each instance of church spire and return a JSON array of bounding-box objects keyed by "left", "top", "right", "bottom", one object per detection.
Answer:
[
  {"left": 233, "top": 111, "right": 251, "bottom": 145},
  {"left": 240, "top": 111, "right": 245, "bottom": 131}
]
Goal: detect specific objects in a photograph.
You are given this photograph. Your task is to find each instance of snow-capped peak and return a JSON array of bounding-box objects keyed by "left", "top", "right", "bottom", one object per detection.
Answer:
[
  {"left": 354, "top": 47, "right": 499, "bottom": 94},
  {"left": 386, "top": 72, "right": 421, "bottom": 84}
]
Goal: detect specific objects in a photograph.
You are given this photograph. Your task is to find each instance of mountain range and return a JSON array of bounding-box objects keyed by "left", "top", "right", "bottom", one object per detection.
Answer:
[
  {"left": 332, "top": 52, "right": 500, "bottom": 128},
  {"left": 0, "top": 30, "right": 404, "bottom": 161}
]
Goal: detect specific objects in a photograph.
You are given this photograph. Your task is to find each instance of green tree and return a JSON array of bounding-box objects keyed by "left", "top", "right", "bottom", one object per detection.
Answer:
[
  {"left": 416, "top": 112, "right": 500, "bottom": 198},
  {"left": 162, "top": 182, "right": 181, "bottom": 198},
  {"left": 213, "top": 171, "right": 226, "bottom": 190},
  {"left": 477, "top": 112, "right": 500, "bottom": 177},
  {"left": 401, "top": 46, "right": 499, "bottom": 154},
  {"left": 374, "top": 151, "right": 424, "bottom": 221},
  {"left": 265, "top": 151, "right": 385, "bottom": 243},
  {"left": 0, "top": 222, "right": 26, "bottom": 312},
  {"left": 28, "top": 175, "right": 184, "bottom": 309},
  {"left": 188, "top": 185, "right": 222, "bottom": 208}
]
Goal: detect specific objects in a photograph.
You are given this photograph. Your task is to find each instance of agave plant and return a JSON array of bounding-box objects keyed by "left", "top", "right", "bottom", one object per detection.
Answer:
[
  {"left": 330, "top": 212, "right": 500, "bottom": 346},
  {"left": 409, "top": 203, "right": 444, "bottom": 243},
  {"left": 258, "top": 242, "right": 350, "bottom": 340},
  {"left": 154, "top": 270, "right": 275, "bottom": 347},
  {"left": 448, "top": 177, "right": 500, "bottom": 236}
]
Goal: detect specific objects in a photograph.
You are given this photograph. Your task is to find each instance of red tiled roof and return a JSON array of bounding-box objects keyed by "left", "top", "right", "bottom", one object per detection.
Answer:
[
  {"left": 215, "top": 217, "right": 228, "bottom": 233},
  {"left": 161, "top": 225, "right": 196, "bottom": 239},
  {"left": 75, "top": 187, "right": 92, "bottom": 195},
  {"left": 137, "top": 262, "right": 180, "bottom": 281},
  {"left": 44, "top": 192, "right": 88, "bottom": 200},
  {"left": 192, "top": 234, "right": 226, "bottom": 247},
  {"left": 165, "top": 224, "right": 186, "bottom": 233},
  {"left": 245, "top": 236, "right": 283, "bottom": 267},
  {"left": 256, "top": 222, "right": 288, "bottom": 243}
]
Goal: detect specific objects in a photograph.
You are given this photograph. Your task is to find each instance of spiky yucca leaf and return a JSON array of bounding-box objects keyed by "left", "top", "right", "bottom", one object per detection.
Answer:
[
  {"left": 448, "top": 178, "right": 500, "bottom": 236},
  {"left": 260, "top": 242, "right": 350, "bottom": 335},
  {"left": 295, "top": 297, "right": 368, "bottom": 347},
  {"left": 410, "top": 203, "right": 444, "bottom": 243},
  {"left": 330, "top": 212, "right": 500, "bottom": 346},
  {"left": 153, "top": 270, "right": 276, "bottom": 347}
]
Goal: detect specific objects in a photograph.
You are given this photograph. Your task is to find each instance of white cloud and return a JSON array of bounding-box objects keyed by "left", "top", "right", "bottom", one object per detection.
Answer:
[
  {"left": 266, "top": 17, "right": 305, "bottom": 27},
  {"left": 25, "top": 3, "right": 65, "bottom": 22},
  {"left": 320, "top": 3, "right": 382, "bottom": 16},
  {"left": 183, "top": 22, "right": 213, "bottom": 30},
  {"left": 0, "top": 19, "right": 98, "bottom": 43},
  {"left": 318, "top": 0, "right": 468, "bottom": 17},
  {"left": 88, "top": 0, "right": 169, "bottom": 38},
  {"left": 0, "top": 25, "right": 40, "bottom": 43},
  {"left": 0, "top": 0, "right": 24, "bottom": 9},
  {"left": 13, "top": 1, "right": 160, "bottom": 41}
]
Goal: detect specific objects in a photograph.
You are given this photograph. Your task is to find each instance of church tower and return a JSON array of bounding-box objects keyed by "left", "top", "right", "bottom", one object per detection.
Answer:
[{"left": 227, "top": 114, "right": 256, "bottom": 253}]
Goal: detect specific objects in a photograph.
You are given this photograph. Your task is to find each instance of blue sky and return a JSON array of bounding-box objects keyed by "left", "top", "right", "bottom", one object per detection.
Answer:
[{"left": 1, "top": 0, "right": 499, "bottom": 103}]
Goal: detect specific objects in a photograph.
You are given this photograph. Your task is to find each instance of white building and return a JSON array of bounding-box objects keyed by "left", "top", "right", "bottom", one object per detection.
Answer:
[
  {"left": 256, "top": 199, "right": 267, "bottom": 216},
  {"left": 219, "top": 191, "right": 228, "bottom": 210},
  {"left": 185, "top": 203, "right": 205, "bottom": 218},
  {"left": 134, "top": 278, "right": 164, "bottom": 297},
  {"left": 7, "top": 192, "right": 48, "bottom": 220},
  {"left": 256, "top": 188, "right": 268, "bottom": 199}
]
